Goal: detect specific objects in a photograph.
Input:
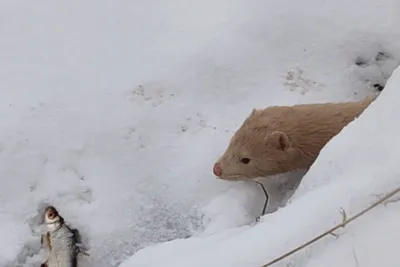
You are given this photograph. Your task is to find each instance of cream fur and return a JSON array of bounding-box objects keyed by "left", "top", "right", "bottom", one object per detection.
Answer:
[{"left": 214, "top": 96, "right": 376, "bottom": 181}]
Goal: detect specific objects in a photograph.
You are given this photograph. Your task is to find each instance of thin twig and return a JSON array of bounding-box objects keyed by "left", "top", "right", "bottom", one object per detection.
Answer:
[
  {"left": 382, "top": 195, "right": 400, "bottom": 206},
  {"left": 261, "top": 186, "right": 400, "bottom": 267},
  {"left": 255, "top": 181, "right": 269, "bottom": 217}
]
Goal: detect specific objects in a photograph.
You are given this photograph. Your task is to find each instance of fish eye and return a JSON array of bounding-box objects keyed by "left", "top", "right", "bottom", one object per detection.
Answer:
[{"left": 240, "top": 158, "right": 250, "bottom": 164}]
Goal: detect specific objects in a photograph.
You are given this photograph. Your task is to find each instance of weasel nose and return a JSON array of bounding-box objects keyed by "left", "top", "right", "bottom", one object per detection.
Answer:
[{"left": 213, "top": 163, "right": 222, "bottom": 176}]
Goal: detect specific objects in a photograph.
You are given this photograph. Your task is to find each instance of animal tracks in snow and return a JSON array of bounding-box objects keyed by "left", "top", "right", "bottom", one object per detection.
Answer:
[
  {"left": 354, "top": 50, "right": 399, "bottom": 91},
  {"left": 284, "top": 67, "right": 325, "bottom": 95},
  {"left": 126, "top": 82, "right": 177, "bottom": 107},
  {"left": 178, "top": 113, "right": 208, "bottom": 134},
  {"left": 178, "top": 113, "right": 234, "bottom": 135}
]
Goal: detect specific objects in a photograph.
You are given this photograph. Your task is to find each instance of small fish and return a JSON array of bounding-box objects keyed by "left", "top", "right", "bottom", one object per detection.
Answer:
[{"left": 40, "top": 206, "right": 89, "bottom": 267}]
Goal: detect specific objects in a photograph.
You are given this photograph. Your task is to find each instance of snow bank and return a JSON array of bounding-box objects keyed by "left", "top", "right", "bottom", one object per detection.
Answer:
[{"left": 120, "top": 66, "right": 400, "bottom": 266}]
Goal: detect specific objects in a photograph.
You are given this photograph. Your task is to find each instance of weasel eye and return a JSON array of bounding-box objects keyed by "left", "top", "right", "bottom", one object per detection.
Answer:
[{"left": 240, "top": 158, "right": 250, "bottom": 164}]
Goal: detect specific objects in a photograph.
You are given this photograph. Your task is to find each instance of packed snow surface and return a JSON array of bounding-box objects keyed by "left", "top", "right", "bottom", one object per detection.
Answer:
[{"left": 0, "top": 0, "right": 399, "bottom": 267}]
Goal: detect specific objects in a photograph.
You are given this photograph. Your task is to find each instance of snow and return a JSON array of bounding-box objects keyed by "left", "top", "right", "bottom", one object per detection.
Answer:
[
  {"left": 123, "top": 67, "right": 400, "bottom": 267},
  {"left": 0, "top": 0, "right": 400, "bottom": 267}
]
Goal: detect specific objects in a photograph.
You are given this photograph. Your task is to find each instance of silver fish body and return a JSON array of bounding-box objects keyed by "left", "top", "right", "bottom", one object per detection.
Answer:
[{"left": 46, "top": 224, "right": 78, "bottom": 267}]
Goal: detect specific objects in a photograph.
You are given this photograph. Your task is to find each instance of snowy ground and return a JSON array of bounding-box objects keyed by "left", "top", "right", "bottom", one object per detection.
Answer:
[
  {"left": 123, "top": 65, "right": 400, "bottom": 267},
  {"left": 0, "top": 0, "right": 399, "bottom": 267}
]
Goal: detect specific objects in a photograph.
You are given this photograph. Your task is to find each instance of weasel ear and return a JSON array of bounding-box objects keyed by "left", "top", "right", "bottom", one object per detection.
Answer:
[
  {"left": 266, "top": 131, "right": 291, "bottom": 151},
  {"left": 249, "top": 108, "right": 260, "bottom": 117}
]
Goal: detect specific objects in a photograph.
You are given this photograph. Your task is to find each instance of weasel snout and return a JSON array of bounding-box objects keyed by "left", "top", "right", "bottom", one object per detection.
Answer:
[{"left": 213, "top": 162, "right": 223, "bottom": 177}]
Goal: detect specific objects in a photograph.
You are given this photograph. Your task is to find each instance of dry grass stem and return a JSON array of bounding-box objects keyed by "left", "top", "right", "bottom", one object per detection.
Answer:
[{"left": 260, "top": 186, "right": 400, "bottom": 267}]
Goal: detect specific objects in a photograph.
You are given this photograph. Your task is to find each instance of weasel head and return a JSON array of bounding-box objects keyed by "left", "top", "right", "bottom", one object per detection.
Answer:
[
  {"left": 44, "top": 205, "right": 64, "bottom": 232},
  {"left": 213, "top": 108, "right": 302, "bottom": 181}
]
